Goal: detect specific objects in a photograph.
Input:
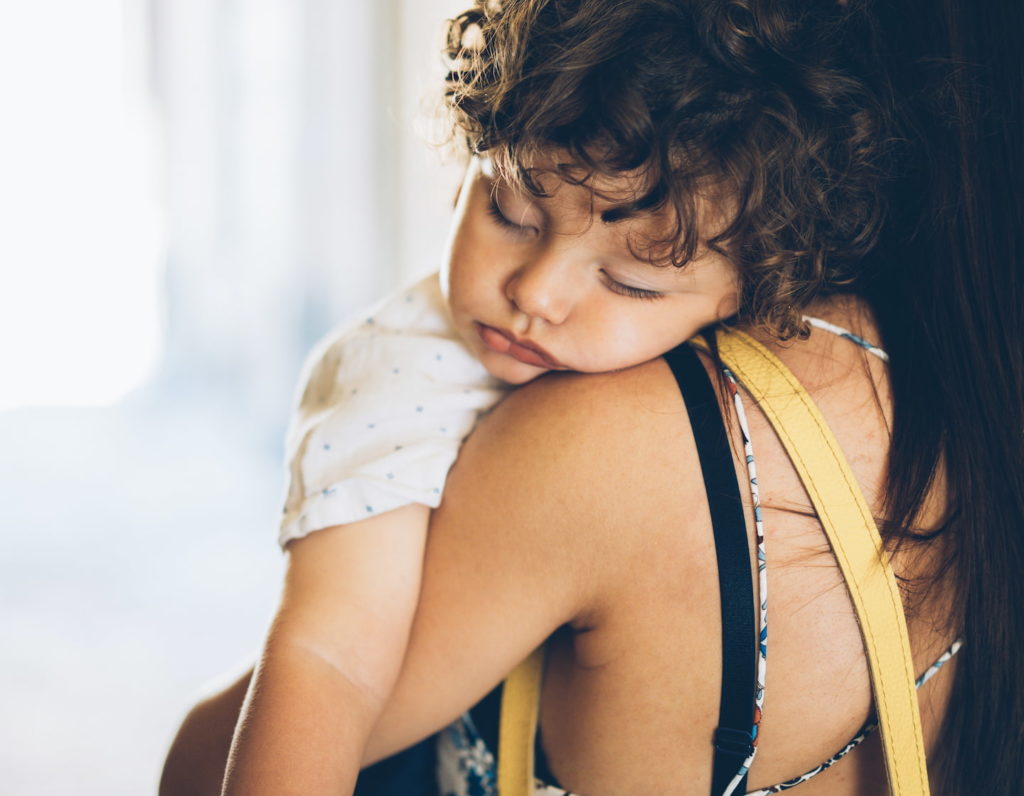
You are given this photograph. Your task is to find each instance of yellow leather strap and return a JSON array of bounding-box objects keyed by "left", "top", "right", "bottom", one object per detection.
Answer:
[
  {"left": 702, "top": 328, "right": 928, "bottom": 795},
  {"left": 497, "top": 647, "right": 545, "bottom": 796}
]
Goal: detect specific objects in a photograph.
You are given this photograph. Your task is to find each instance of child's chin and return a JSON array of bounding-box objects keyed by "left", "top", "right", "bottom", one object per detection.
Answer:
[{"left": 485, "top": 359, "right": 549, "bottom": 386}]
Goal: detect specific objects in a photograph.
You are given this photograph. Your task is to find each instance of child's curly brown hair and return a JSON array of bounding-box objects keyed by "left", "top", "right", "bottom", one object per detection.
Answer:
[{"left": 443, "top": 0, "right": 901, "bottom": 339}]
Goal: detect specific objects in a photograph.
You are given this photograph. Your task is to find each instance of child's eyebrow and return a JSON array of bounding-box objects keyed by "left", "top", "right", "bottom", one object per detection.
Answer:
[
  {"left": 482, "top": 154, "right": 662, "bottom": 229},
  {"left": 599, "top": 194, "right": 660, "bottom": 224},
  {"left": 546, "top": 157, "right": 664, "bottom": 225},
  {"left": 599, "top": 206, "right": 633, "bottom": 224}
]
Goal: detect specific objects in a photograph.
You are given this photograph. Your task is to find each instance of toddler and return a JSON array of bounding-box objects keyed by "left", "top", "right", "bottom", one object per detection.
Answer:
[
  {"left": 225, "top": 150, "right": 740, "bottom": 793},
  {"left": 224, "top": 11, "right": 744, "bottom": 795},
  {"left": 279, "top": 155, "right": 739, "bottom": 548}
]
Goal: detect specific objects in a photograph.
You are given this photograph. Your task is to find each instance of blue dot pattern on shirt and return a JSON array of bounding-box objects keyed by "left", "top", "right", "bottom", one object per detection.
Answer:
[{"left": 280, "top": 273, "right": 512, "bottom": 550}]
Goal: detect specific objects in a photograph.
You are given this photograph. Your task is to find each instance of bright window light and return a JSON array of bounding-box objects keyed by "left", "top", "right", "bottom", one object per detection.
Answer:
[{"left": 0, "top": 2, "right": 162, "bottom": 411}]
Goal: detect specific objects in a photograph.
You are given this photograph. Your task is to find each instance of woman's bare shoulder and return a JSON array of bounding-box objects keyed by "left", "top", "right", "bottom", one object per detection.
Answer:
[
  {"left": 362, "top": 356, "right": 714, "bottom": 763},
  {"left": 449, "top": 356, "right": 710, "bottom": 585},
  {"left": 482, "top": 355, "right": 700, "bottom": 444},
  {"left": 470, "top": 356, "right": 704, "bottom": 494}
]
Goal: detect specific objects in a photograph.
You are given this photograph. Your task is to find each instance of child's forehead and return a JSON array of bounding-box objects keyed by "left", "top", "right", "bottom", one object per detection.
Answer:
[{"left": 479, "top": 151, "right": 656, "bottom": 215}]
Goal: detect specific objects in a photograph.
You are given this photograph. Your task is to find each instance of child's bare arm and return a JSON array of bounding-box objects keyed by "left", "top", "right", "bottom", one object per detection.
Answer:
[
  {"left": 221, "top": 504, "right": 428, "bottom": 795},
  {"left": 161, "top": 365, "right": 680, "bottom": 795}
]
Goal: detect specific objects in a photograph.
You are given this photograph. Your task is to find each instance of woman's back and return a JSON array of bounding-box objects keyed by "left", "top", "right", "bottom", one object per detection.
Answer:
[{"left": 517, "top": 294, "right": 957, "bottom": 793}]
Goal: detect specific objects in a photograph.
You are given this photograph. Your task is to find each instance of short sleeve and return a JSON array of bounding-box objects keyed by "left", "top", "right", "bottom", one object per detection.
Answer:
[{"left": 278, "top": 271, "right": 509, "bottom": 548}]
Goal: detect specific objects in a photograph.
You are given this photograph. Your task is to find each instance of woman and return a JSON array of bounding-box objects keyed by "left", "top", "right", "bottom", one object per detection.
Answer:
[{"left": 161, "top": 1, "right": 1023, "bottom": 793}]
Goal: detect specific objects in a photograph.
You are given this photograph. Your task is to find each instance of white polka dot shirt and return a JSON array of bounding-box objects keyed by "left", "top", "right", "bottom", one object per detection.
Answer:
[{"left": 278, "top": 271, "right": 509, "bottom": 548}]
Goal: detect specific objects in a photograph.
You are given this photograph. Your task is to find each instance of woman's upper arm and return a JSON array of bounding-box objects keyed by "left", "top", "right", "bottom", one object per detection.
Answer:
[{"left": 363, "top": 359, "right": 695, "bottom": 764}]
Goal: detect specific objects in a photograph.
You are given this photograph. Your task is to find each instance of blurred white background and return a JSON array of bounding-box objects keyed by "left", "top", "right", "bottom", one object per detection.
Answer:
[{"left": 0, "top": 0, "right": 469, "bottom": 792}]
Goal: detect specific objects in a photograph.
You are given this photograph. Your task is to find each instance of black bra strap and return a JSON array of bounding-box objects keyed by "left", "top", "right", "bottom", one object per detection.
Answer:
[{"left": 663, "top": 343, "right": 755, "bottom": 796}]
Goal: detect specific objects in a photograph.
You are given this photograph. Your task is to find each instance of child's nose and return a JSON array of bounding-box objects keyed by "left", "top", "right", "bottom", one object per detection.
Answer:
[{"left": 504, "top": 252, "right": 579, "bottom": 325}]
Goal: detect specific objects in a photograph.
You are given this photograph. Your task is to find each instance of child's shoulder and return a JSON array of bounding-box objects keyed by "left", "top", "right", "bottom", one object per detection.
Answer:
[
  {"left": 292, "top": 269, "right": 502, "bottom": 413},
  {"left": 329, "top": 270, "right": 451, "bottom": 345},
  {"left": 301, "top": 271, "right": 461, "bottom": 377}
]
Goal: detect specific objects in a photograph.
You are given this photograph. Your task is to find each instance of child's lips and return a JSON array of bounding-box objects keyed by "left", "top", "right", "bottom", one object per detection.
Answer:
[{"left": 474, "top": 322, "right": 566, "bottom": 369}]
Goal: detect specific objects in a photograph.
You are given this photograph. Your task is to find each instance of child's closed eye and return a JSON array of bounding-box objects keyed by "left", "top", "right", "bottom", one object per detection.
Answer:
[
  {"left": 487, "top": 194, "right": 537, "bottom": 237},
  {"left": 600, "top": 270, "right": 665, "bottom": 301}
]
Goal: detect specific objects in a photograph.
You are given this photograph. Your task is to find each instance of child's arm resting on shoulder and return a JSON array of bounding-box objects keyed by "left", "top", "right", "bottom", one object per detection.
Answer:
[
  {"left": 360, "top": 367, "right": 664, "bottom": 767},
  {"left": 223, "top": 364, "right": 676, "bottom": 792},
  {"left": 223, "top": 273, "right": 512, "bottom": 793},
  {"left": 222, "top": 504, "right": 429, "bottom": 795}
]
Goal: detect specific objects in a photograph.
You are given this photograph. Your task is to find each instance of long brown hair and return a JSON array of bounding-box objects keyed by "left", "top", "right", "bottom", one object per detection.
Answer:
[
  {"left": 444, "top": 0, "right": 1024, "bottom": 791},
  {"left": 865, "top": 1, "right": 1024, "bottom": 791}
]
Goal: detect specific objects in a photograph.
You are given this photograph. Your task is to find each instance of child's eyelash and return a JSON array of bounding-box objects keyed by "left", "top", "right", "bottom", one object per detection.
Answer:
[
  {"left": 602, "top": 272, "right": 665, "bottom": 301},
  {"left": 487, "top": 195, "right": 525, "bottom": 231}
]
